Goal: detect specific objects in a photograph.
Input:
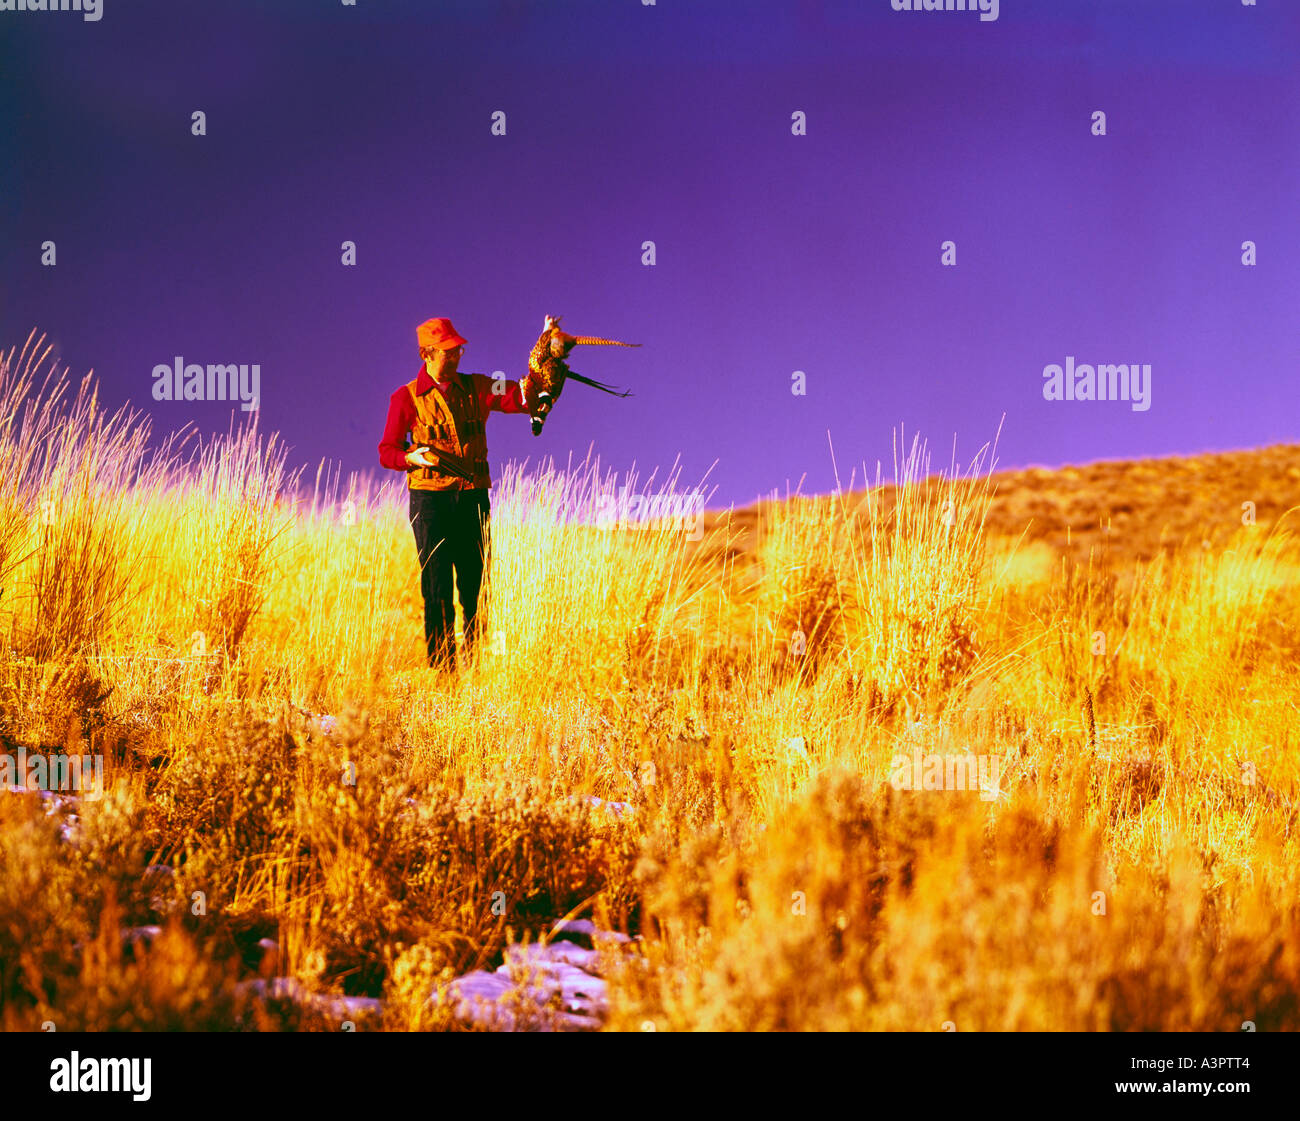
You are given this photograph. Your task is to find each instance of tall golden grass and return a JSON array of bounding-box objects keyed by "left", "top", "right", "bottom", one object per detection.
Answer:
[{"left": 0, "top": 332, "right": 1296, "bottom": 1030}]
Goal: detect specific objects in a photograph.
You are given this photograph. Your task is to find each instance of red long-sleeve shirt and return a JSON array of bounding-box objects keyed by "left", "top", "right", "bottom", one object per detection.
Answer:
[{"left": 378, "top": 366, "right": 528, "bottom": 472}]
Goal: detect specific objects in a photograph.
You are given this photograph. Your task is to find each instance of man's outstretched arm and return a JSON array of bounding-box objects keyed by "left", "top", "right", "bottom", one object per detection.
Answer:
[{"left": 472, "top": 372, "right": 528, "bottom": 415}]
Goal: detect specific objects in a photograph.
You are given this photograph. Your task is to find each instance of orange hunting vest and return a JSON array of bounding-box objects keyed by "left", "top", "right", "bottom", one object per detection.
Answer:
[{"left": 405, "top": 375, "right": 492, "bottom": 491}]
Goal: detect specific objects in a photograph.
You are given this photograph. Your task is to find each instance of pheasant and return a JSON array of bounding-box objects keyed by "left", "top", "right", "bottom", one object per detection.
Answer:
[{"left": 521, "top": 315, "right": 639, "bottom": 436}]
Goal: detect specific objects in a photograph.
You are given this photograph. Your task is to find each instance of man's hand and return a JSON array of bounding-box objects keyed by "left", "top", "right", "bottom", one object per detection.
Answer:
[{"left": 405, "top": 445, "right": 439, "bottom": 470}]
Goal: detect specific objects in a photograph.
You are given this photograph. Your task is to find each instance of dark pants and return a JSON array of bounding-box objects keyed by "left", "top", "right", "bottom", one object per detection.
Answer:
[{"left": 408, "top": 487, "right": 491, "bottom": 671}]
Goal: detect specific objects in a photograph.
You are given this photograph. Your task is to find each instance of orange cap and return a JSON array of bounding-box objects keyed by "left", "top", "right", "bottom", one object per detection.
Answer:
[{"left": 417, "top": 317, "right": 468, "bottom": 352}]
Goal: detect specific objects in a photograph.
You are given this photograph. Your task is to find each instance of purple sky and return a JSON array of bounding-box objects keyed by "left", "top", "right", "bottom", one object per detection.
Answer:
[{"left": 2, "top": 0, "right": 1296, "bottom": 509}]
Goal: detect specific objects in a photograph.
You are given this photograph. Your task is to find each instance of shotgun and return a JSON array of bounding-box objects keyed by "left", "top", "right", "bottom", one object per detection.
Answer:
[{"left": 408, "top": 444, "right": 475, "bottom": 481}]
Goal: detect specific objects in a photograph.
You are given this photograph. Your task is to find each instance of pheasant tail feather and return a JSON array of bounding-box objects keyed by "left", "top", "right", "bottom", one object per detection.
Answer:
[
  {"left": 567, "top": 371, "right": 634, "bottom": 397},
  {"left": 570, "top": 336, "right": 640, "bottom": 348}
]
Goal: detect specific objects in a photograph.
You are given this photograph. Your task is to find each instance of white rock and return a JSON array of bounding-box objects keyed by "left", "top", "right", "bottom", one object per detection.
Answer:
[
  {"left": 238, "top": 977, "right": 382, "bottom": 1021},
  {"left": 504, "top": 941, "right": 602, "bottom": 974},
  {"left": 548, "top": 918, "right": 632, "bottom": 946}
]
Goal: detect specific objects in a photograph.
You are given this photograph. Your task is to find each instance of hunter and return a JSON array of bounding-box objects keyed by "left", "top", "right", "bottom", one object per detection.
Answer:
[{"left": 378, "top": 317, "right": 531, "bottom": 672}]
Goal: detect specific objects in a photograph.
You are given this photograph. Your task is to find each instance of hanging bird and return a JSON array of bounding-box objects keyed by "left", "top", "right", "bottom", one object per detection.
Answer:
[{"left": 521, "top": 315, "right": 639, "bottom": 436}]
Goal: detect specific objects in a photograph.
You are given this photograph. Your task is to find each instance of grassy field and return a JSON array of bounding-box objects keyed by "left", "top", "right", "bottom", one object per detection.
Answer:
[{"left": 1, "top": 332, "right": 1297, "bottom": 1031}]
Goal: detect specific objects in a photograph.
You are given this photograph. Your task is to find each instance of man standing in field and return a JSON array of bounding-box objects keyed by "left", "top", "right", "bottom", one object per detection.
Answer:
[{"left": 378, "top": 317, "right": 531, "bottom": 672}]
